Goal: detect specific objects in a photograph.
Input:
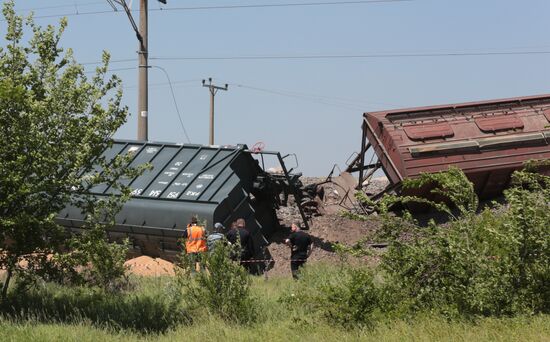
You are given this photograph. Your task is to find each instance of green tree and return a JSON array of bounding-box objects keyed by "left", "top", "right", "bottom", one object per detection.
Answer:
[{"left": 0, "top": 1, "right": 139, "bottom": 298}]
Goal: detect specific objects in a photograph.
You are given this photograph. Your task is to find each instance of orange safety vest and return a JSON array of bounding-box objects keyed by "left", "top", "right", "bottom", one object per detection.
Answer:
[{"left": 185, "top": 225, "right": 207, "bottom": 253}]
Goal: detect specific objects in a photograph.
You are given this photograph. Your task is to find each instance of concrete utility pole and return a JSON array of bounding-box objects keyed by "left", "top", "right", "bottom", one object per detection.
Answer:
[
  {"left": 137, "top": 0, "right": 148, "bottom": 141},
  {"left": 202, "top": 78, "right": 228, "bottom": 145},
  {"left": 107, "top": 0, "right": 167, "bottom": 141}
]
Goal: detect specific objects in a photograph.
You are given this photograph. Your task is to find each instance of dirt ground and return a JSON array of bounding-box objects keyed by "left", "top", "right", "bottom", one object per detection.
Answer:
[
  {"left": 264, "top": 214, "right": 380, "bottom": 277},
  {"left": 263, "top": 175, "right": 383, "bottom": 276}
]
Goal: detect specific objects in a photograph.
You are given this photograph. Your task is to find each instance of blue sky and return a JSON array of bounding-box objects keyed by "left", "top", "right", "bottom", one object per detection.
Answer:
[{"left": 7, "top": 0, "right": 550, "bottom": 175}]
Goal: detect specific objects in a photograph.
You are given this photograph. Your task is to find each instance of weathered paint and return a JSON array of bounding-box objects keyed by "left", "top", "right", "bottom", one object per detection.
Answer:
[{"left": 363, "top": 94, "right": 550, "bottom": 198}]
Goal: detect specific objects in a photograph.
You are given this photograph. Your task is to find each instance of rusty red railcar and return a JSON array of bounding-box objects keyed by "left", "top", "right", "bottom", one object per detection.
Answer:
[{"left": 347, "top": 94, "right": 550, "bottom": 199}]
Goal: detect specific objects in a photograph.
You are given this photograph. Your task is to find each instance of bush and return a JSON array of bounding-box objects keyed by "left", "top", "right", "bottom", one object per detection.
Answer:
[
  {"left": 374, "top": 167, "right": 550, "bottom": 317},
  {"left": 62, "top": 227, "right": 131, "bottom": 291},
  {"left": 176, "top": 244, "right": 258, "bottom": 325},
  {"left": 281, "top": 265, "right": 382, "bottom": 328}
]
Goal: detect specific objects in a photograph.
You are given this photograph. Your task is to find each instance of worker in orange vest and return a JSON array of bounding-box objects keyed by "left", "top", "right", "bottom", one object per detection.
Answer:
[{"left": 182, "top": 216, "right": 207, "bottom": 273}]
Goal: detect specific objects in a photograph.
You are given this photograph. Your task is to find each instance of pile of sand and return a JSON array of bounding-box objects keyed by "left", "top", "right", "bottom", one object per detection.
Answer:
[
  {"left": 124, "top": 255, "right": 176, "bottom": 277},
  {"left": 2, "top": 255, "right": 177, "bottom": 279}
]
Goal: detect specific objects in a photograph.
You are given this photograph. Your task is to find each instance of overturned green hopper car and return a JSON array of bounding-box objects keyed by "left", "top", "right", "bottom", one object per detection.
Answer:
[{"left": 57, "top": 140, "right": 307, "bottom": 260}]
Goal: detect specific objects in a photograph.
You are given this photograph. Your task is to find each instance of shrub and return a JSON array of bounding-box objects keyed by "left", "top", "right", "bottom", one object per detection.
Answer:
[
  {"left": 281, "top": 265, "right": 381, "bottom": 328},
  {"left": 62, "top": 227, "right": 131, "bottom": 291},
  {"left": 175, "top": 244, "right": 258, "bottom": 325},
  {"left": 374, "top": 167, "right": 550, "bottom": 317}
]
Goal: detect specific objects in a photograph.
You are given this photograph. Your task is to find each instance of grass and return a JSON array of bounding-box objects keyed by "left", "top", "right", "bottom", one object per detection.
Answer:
[
  {"left": 0, "top": 267, "right": 549, "bottom": 341},
  {"left": 1, "top": 311, "right": 549, "bottom": 341},
  {"left": 0, "top": 275, "right": 186, "bottom": 334}
]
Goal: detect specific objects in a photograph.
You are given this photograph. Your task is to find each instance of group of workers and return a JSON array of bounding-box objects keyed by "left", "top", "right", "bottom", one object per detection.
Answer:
[{"left": 182, "top": 216, "right": 313, "bottom": 278}]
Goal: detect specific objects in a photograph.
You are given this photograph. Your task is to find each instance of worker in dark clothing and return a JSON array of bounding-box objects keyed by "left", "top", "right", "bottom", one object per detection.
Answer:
[
  {"left": 207, "top": 222, "right": 227, "bottom": 254},
  {"left": 285, "top": 222, "right": 313, "bottom": 279},
  {"left": 226, "top": 218, "right": 254, "bottom": 267}
]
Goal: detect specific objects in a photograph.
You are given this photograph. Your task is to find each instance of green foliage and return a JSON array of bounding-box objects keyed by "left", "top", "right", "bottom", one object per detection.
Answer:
[
  {"left": 1, "top": 266, "right": 550, "bottom": 339},
  {"left": 401, "top": 166, "right": 478, "bottom": 217},
  {"left": 0, "top": 279, "right": 189, "bottom": 333},
  {"left": 0, "top": 1, "right": 142, "bottom": 296},
  {"left": 1, "top": 312, "right": 550, "bottom": 342},
  {"left": 62, "top": 228, "right": 130, "bottom": 291},
  {"left": 281, "top": 265, "right": 382, "bottom": 328},
  {"left": 175, "top": 244, "right": 258, "bottom": 325},
  {"left": 369, "top": 167, "right": 550, "bottom": 317}
]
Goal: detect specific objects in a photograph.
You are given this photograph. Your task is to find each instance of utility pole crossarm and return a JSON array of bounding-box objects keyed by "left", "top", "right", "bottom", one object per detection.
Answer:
[{"left": 202, "top": 78, "right": 229, "bottom": 145}]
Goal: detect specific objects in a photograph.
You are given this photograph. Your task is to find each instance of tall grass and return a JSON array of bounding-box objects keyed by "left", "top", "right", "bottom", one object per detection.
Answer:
[
  {"left": 1, "top": 287, "right": 549, "bottom": 341},
  {"left": 0, "top": 266, "right": 549, "bottom": 341},
  {"left": 0, "top": 276, "right": 188, "bottom": 333}
]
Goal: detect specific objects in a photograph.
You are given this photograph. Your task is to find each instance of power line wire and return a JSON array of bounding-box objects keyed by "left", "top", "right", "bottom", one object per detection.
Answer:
[
  {"left": 30, "top": 9, "right": 114, "bottom": 20},
  {"left": 16, "top": 1, "right": 105, "bottom": 12},
  {"left": 227, "top": 82, "right": 369, "bottom": 110},
  {"left": 232, "top": 83, "right": 397, "bottom": 107},
  {"left": 17, "top": 0, "right": 414, "bottom": 20},
  {"left": 150, "top": 50, "right": 550, "bottom": 61},
  {"left": 124, "top": 79, "right": 201, "bottom": 89},
  {"left": 156, "top": 0, "right": 413, "bottom": 12},
  {"left": 84, "top": 66, "right": 136, "bottom": 74},
  {"left": 79, "top": 47, "right": 550, "bottom": 67},
  {"left": 185, "top": 77, "right": 370, "bottom": 114},
  {"left": 81, "top": 58, "right": 136, "bottom": 65},
  {"left": 151, "top": 65, "right": 192, "bottom": 143}
]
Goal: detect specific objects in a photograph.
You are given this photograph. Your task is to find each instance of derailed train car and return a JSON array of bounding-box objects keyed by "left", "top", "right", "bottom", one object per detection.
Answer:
[
  {"left": 57, "top": 140, "right": 309, "bottom": 261},
  {"left": 347, "top": 94, "right": 550, "bottom": 199}
]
